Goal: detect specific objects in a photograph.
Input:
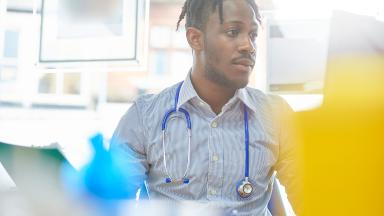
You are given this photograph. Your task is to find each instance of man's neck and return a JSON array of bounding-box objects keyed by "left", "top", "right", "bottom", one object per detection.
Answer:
[{"left": 190, "top": 70, "right": 236, "bottom": 115}]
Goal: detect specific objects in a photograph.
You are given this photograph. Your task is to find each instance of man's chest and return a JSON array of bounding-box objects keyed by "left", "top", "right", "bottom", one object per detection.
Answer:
[{"left": 144, "top": 111, "right": 278, "bottom": 199}]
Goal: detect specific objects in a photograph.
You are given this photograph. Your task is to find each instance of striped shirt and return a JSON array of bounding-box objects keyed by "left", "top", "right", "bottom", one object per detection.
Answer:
[{"left": 111, "top": 73, "right": 297, "bottom": 216}]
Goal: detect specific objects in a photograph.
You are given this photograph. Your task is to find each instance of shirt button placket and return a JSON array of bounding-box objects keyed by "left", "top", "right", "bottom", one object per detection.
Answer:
[{"left": 207, "top": 119, "right": 222, "bottom": 200}]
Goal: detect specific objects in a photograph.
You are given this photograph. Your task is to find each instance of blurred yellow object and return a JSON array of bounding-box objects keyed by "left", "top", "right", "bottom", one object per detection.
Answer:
[
  {"left": 295, "top": 56, "right": 384, "bottom": 216},
  {"left": 324, "top": 56, "right": 384, "bottom": 108}
]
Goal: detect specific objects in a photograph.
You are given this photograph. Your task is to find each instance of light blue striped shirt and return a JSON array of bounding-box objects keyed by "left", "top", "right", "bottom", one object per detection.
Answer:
[{"left": 111, "top": 73, "right": 297, "bottom": 216}]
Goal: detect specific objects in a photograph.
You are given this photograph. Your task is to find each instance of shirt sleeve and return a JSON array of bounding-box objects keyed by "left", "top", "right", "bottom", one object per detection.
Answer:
[
  {"left": 274, "top": 98, "right": 301, "bottom": 215},
  {"left": 110, "top": 101, "right": 149, "bottom": 183}
]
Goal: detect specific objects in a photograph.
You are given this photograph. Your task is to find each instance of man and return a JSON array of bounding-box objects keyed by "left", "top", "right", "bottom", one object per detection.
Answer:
[{"left": 111, "top": 0, "right": 298, "bottom": 215}]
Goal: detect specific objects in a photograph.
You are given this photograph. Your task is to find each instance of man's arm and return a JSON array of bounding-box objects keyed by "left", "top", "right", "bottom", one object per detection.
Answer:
[
  {"left": 274, "top": 98, "right": 301, "bottom": 215},
  {"left": 109, "top": 102, "right": 150, "bottom": 196}
]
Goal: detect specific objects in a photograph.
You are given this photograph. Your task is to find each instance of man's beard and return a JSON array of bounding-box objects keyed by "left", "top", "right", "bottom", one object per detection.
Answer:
[
  {"left": 203, "top": 38, "right": 250, "bottom": 90},
  {"left": 204, "top": 62, "right": 231, "bottom": 87},
  {"left": 204, "top": 62, "right": 248, "bottom": 90}
]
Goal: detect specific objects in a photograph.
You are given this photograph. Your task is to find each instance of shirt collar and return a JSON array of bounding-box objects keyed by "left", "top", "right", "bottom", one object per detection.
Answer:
[
  {"left": 235, "top": 87, "right": 259, "bottom": 113},
  {"left": 177, "top": 71, "right": 260, "bottom": 113},
  {"left": 176, "top": 71, "right": 199, "bottom": 110}
]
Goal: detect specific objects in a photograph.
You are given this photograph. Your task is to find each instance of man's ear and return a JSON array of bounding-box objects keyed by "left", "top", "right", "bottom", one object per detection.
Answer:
[{"left": 186, "top": 27, "right": 204, "bottom": 51}]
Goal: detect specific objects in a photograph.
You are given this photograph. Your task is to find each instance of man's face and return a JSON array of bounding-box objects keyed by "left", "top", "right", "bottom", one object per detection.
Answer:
[{"left": 203, "top": 0, "right": 258, "bottom": 90}]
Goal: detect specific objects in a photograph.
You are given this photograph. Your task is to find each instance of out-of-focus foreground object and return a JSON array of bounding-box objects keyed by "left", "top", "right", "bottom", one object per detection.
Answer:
[
  {"left": 61, "top": 133, "right": 146, "bottom": 216},
  {"left": 295, "top": 10, "right": 384, "bottom": 216},
  {"left": 0, "top": 141, "right": 86, "bottom": 216}
]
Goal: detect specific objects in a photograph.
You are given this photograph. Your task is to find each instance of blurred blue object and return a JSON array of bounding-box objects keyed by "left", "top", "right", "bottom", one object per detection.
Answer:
[
  {"left": 83, "top": 133, "right": 146, "bottom": 199},
  {"left": 62, "top": 133, "right": 147, "bottom": 201}
]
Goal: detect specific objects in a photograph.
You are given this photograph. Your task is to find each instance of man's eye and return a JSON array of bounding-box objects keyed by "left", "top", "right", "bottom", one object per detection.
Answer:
[{"left": 226, "top": 29, "right": 239, "bottom": 37}]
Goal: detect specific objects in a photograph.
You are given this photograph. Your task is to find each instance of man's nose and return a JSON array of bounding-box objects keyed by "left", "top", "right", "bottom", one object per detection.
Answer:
[{"left": 238, "top": 35, "right": 256, "bottom": 54}]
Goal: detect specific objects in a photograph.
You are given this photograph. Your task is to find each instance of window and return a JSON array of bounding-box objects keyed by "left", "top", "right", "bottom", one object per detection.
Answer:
[
  {"left": 63, "top": 73, "right": 81, "bottom": 95},
  {"left": 39, "top": 0, "right": 149, "bottom": 67},
  {"left": 0, "top": 65, "right": 17, "bottom": 82},
  {"left": 148, "top": 24, "right": 190, "bottom": 87},
  {"left": 150, "top": 51, "right": 168, "bottom": 76},
  {"left": 0, "top": 30, "right": 19, "bottom": 82},
  {"left": 150, "top": 26, "right": 172, "bottom": 48},
  {"left": 3, "top": 30, "right": 19, "bottom": 58},
  {"left": 38, "top": 73, "right": 56, "bottom": 94}
]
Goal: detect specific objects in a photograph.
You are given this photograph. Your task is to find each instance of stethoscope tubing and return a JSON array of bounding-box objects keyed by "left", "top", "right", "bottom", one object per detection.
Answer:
[
  {"left": 162, "top": 82, "right": 192, "bottom": 183},
  {"left": 244, "top": 104, "right": 250, "bottom": 178},
  {"left": 161, "top": 81, "right": 252, "bottom": 197}
]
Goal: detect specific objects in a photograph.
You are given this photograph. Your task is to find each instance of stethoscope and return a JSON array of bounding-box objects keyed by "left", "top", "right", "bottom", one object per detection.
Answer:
[{"left": 161, "top": 81, "right": 254, "bottom": 198}]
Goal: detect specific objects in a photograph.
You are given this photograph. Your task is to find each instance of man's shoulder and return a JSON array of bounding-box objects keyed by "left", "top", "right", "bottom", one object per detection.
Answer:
[
  {"left": 244, "top": 87, "right": 286, "bottom": 107},
  {"left": 133, "top": 83, "right": 180, "bottom": 110},
  {"left": 244, "top": 87, "right": 292, "bottom": 139}
]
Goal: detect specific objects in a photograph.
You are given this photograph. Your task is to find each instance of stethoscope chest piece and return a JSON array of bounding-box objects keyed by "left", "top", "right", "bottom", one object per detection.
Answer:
[{"left": 237, "top": 178, "right": 253, "bottom": 198}]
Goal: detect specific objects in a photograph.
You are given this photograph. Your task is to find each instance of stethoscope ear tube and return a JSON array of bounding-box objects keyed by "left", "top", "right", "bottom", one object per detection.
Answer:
[{"left": 162, "top": 86, "right": 192, "bottom": 184}]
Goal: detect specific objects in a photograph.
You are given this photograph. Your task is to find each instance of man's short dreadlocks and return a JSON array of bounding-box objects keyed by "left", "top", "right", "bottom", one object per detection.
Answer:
[{"left": 176, "top": 0, "right": 261, "bottom": 31}]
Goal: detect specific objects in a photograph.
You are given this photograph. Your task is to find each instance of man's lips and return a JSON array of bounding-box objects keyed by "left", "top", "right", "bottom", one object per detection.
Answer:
[{"left": 232, "top": 58, "right": 255, "bottom": 68}]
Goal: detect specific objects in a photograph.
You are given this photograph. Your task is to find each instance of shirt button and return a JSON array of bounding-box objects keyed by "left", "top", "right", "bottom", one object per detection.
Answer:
[
  {"left": 211, "top": 121, "right": 218, "bottom": 128},
  {"left": 212, "top": 155, "right": 219, "bottom": 161},
  {"left": 199, "top": 101, "right": 205, "bottom": 106},
  {"left": 209, "top": 189, "right": 217, "bottom": 195}
]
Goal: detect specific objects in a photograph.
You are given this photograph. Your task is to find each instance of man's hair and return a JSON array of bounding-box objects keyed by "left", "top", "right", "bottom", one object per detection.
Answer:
[{"left": 176, "top": 0, "right": 262, "bottom": 31}]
